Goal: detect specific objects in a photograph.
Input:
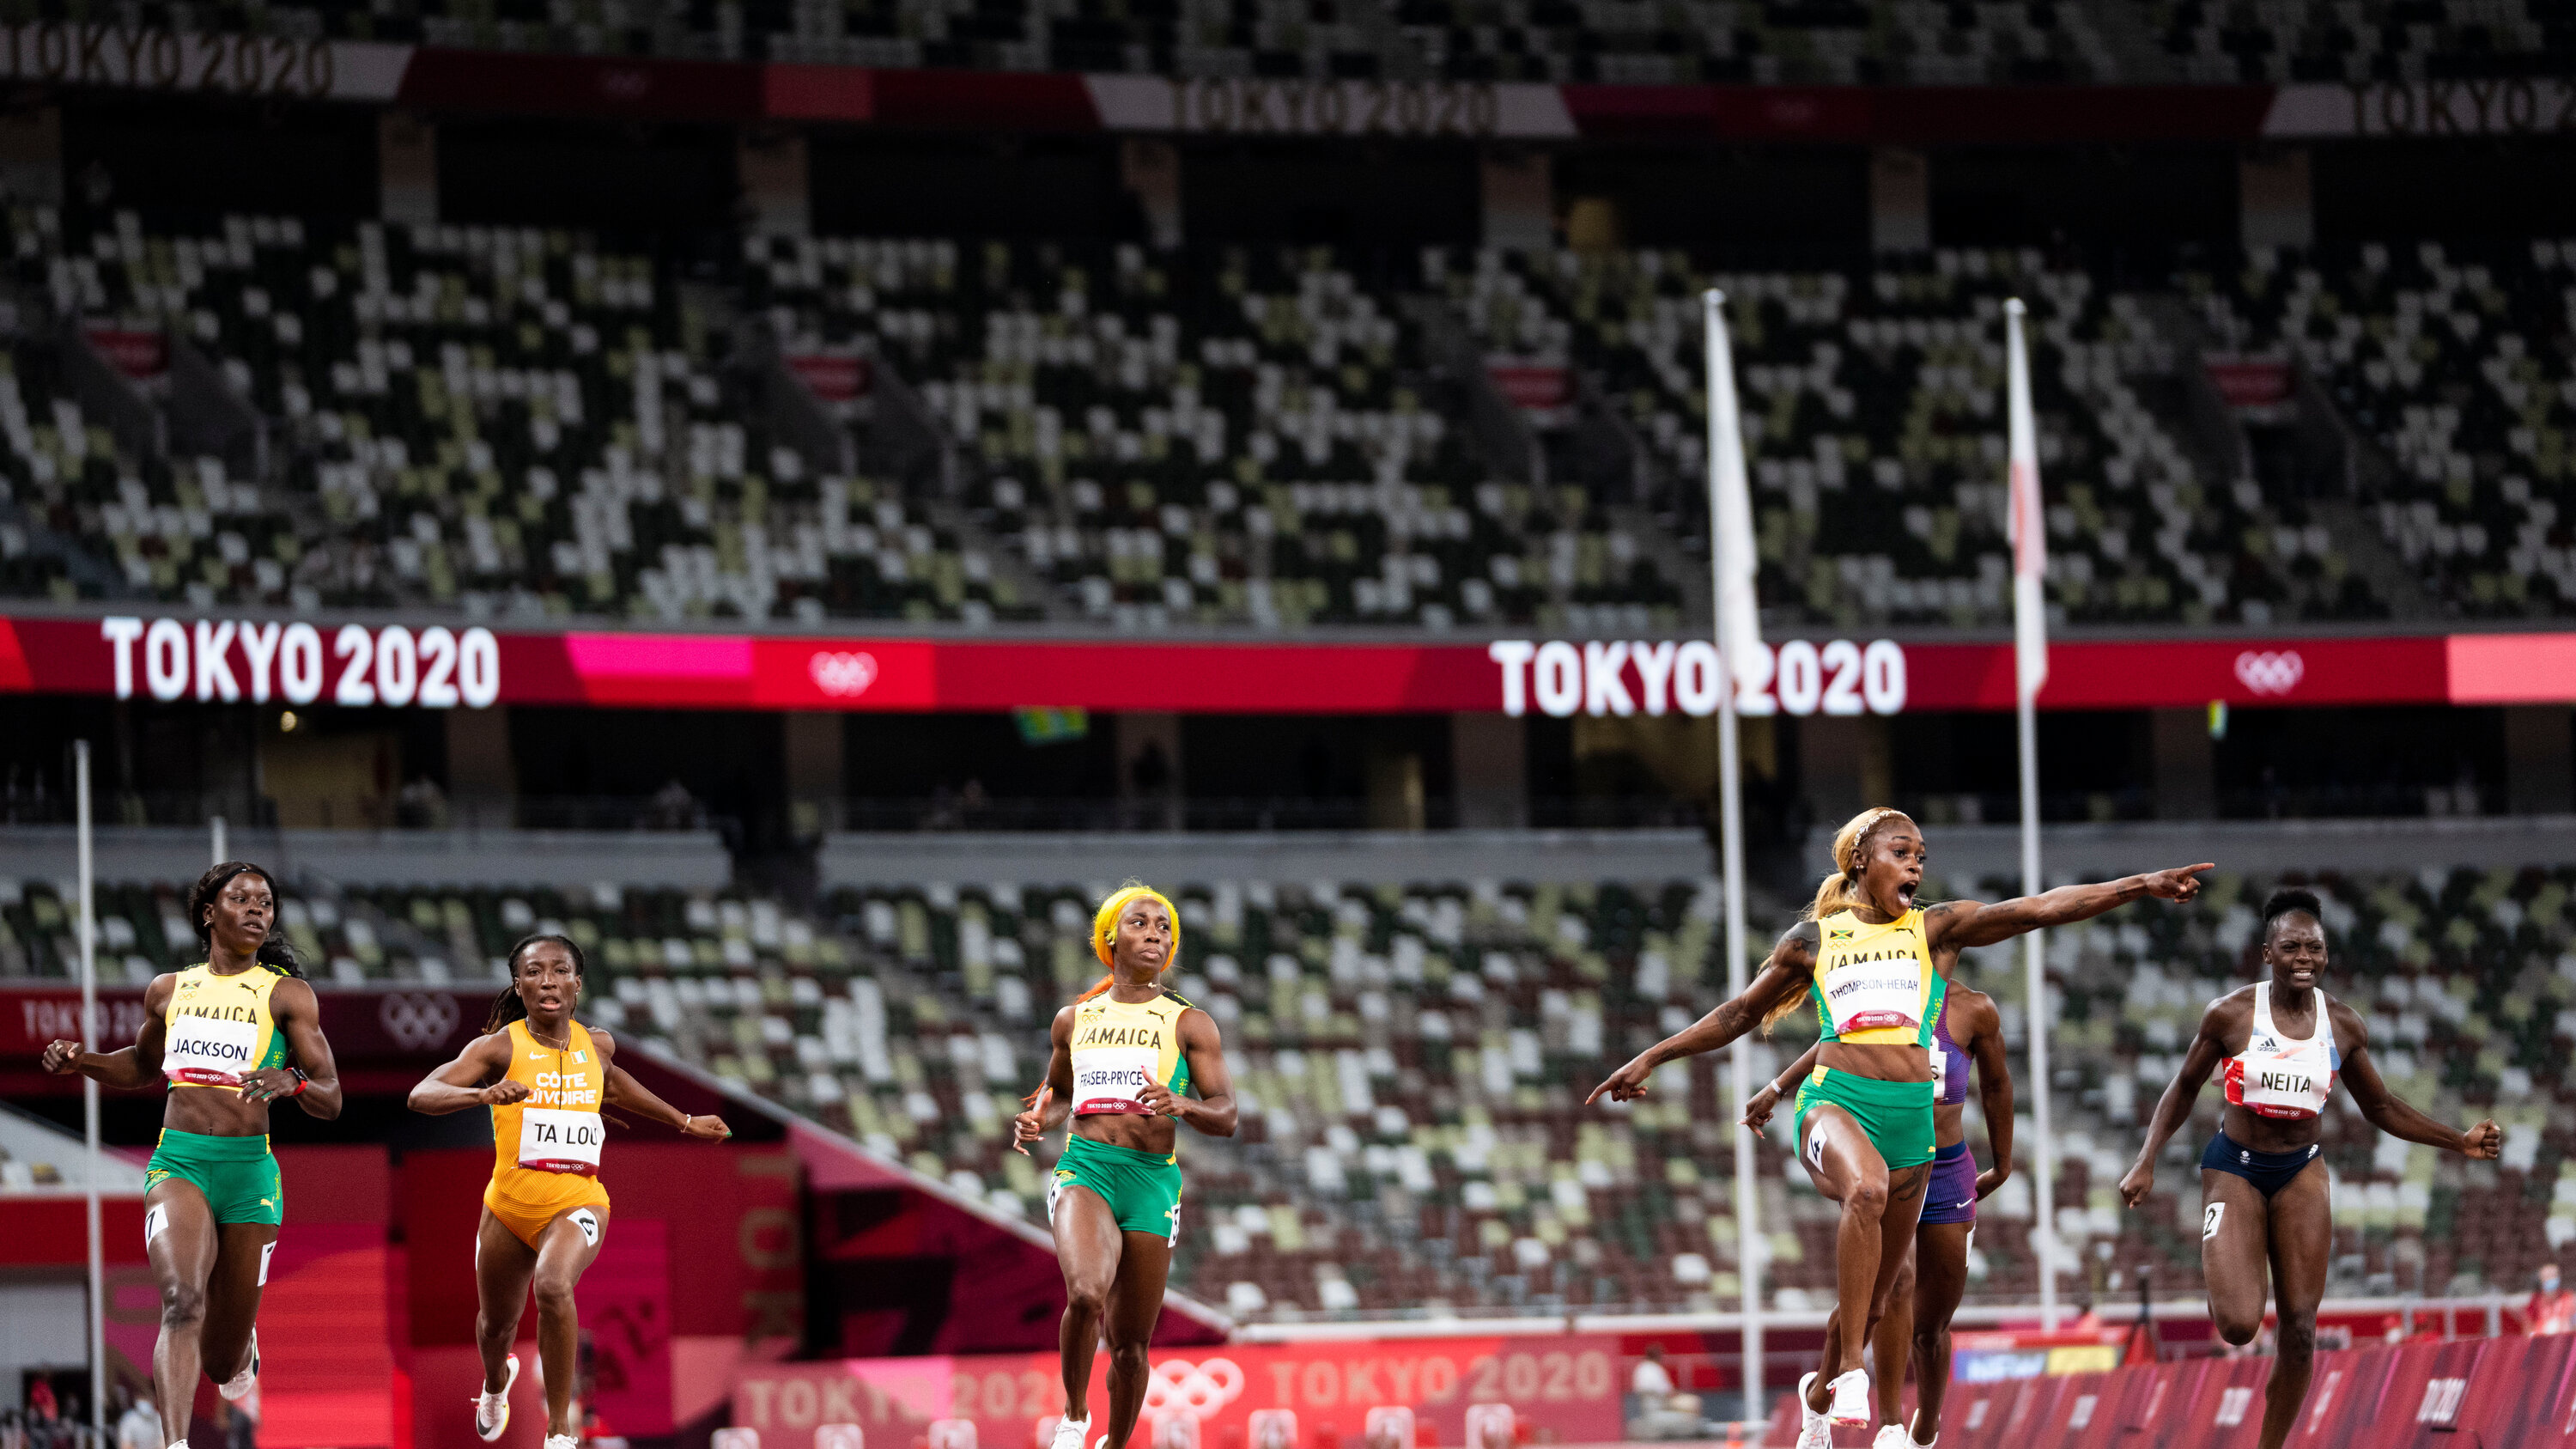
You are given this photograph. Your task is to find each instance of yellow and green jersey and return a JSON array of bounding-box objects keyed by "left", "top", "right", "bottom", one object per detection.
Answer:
[{"left": 162, "top": 962, "right": 291, "bottom": 1088}]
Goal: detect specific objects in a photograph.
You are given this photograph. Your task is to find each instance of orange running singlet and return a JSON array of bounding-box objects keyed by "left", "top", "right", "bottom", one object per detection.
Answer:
[{"left": 483, "top": 1018, "right": 611, "bottom": 1251}]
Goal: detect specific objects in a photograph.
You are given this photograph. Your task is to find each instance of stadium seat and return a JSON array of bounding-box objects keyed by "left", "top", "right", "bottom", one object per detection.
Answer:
[
  {"left": 2181, "top": 238, "right": 2576, "bottom": 619},
  {"left": 1428, "top": 244, "right": 2380, "bottom": 629}
]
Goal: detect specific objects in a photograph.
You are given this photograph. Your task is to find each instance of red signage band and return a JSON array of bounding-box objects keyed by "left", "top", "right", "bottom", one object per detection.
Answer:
[{"left": 5, "top": 615, "right": 2573, "bottom": 715}]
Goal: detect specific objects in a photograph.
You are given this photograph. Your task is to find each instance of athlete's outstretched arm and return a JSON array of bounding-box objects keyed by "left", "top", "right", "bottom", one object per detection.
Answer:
[
  {"left": 407, "top": 1032, "right": 521, "bottom": 1115},
  {"left": 242, "top": 976, "right": 343, "bottom": 1118},
  {"left": 1140, "top": 1008, "right": 1236, "bottom": 1137},
  {"left": 1961, "top": 992, "right": 2016, "bottom": 1199},
  {"left": 597, "top": 1032, "right": 732, "bottom": 1138},
  {"left": 2117, "top": 997, "right": 2233, "bottom": 1208},
  {"left": 1929, "top": 864, "right": 2214, "bottom": 952},
  {"left": 1012, "top": 1005, "right": 1079, "bottom": 1152},
  {"left": 2338, "top": 1008, "right": 2500, "bottom": 1159},
  {"left": 1589, "top": 922, "right": 1815, "bottom": 1105},
  {"left": 39, "top": 974, "right": 173, "bottom": 1089}
]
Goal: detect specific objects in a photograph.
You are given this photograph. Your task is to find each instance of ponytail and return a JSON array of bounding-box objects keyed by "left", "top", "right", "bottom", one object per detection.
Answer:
[
  {"left": 188, "top": 861, "right": 301, "bottom": 977},
  {"left": 1764, "top": 807, "right": 1917, "bottom": 1035},
  {"left": 485, "top": 933, "right": 586, "bottom": 1034}
]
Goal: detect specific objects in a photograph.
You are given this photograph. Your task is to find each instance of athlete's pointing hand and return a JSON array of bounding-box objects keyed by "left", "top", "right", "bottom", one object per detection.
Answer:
[
  {"left": 1587, "top": 1053, "right": 1656, "bottom": 1105},
  {"left": 1739, "top": 1080, "right": 1783, "bottom": 1137},
  {"left": 2140, "top": 864, "right": 2217, "bottom": 904}
]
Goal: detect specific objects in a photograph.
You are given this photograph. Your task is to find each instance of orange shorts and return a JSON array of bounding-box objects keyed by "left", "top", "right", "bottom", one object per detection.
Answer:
[{"left": 483, "top": 1172, "right": 611, "bottom": 1251}]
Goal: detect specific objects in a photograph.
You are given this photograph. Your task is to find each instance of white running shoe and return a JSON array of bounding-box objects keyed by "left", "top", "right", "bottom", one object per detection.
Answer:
[
  {"left": 474, "top": 1353, "right": 520, "bottom": 1442},
  {"left": 545, "top": 1434, "right": 579, "bottom": 1449},
  {"left": 217, "top": 1331, "right": 259, "bottom": 1401},
  {"left": 1872, "top": 1427, "right": 1914, "bottom": 1449},
  {"left": 1049, "top": 1416, "right": 1088, "bottom": 1449},
  {"left": 1795, "top": 1373, "right": 1832, "bottom": 1449},
  {"left": 1826, "top": 1369, "right": 1872, "bottom": 1427}
]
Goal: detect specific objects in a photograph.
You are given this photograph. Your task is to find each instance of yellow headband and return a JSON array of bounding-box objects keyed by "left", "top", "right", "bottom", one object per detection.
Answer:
[{"left": 1092, "top": 884, "right": 1181, "bottom": 969}]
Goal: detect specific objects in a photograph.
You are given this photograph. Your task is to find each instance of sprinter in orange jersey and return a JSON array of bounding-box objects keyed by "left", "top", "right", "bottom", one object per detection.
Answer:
[{"left": 409, "top": 934, "right": 732, "bottom": 1449}]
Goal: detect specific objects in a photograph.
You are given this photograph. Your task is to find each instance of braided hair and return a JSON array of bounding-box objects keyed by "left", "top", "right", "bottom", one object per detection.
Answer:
[
  {"left": 188, "top": 861, "right": 301, "bottom": 977},
  {"left": 483, "top": 933, "right": 586, "bottom": 1034}
]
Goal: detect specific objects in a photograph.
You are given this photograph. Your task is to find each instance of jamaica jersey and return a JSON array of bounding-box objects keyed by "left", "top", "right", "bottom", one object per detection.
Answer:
[
  {"left": 1069, "top": 989, "right": 1194, "bottom": 1117},
  {"left": 162, "top": 962, "right": 290, "bottom": 1088},
  {"left": 1807, "top": 907, "right": 1936, "bottom": 1047}
]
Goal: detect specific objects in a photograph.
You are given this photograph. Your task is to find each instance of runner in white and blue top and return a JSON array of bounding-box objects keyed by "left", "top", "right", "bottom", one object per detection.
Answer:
[{"left": 2119, "top": 886, "right": 2503, "bottom": 1449}]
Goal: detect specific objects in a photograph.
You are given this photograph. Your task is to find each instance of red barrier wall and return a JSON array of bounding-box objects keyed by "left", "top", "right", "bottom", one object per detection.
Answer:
[
  {"left": 736, "top": 1337, "right": 1625, "bottom": 1449},
  {"left": 1770, "top": 1333, "right": 2576, "bottom": 1446}
]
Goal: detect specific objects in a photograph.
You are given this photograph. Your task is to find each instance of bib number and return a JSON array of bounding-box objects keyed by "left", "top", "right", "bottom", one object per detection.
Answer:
[
  {"left": 164, "top": 1014, "right": 262, "bottom": 1086},
  {"left": 1929, "top": 1043, "right": 1948, "bottom": 1098},
  {"left": 516, "top": 1108, "right": 605, "bottom": 1174}
]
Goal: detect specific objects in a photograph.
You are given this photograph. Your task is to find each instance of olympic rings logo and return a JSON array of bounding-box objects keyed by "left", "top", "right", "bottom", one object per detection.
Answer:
[
  {"left": 380, "top": 991, "right": 460, "bottom": 1051},
  {"left": 1142, "top": 1358, "right": 1245, "bottom": 1420},
  {"left": 2233, "top": 649, "right": 2306, "bottom": 697},
  {"left": 809, "top": 650, "right": 880, "bottom": 698}
]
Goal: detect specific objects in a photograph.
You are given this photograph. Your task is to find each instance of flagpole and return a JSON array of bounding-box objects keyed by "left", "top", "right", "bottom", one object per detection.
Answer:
[
  {"left": 2005, "top": 297, "right": 2059, "bottom": 1330},
  {"left": 1703, "top": 288, "right": 1763, "bottom": 1418},
  {"left": 78, "top": 740, "right": 106, "bottom": 1447}
]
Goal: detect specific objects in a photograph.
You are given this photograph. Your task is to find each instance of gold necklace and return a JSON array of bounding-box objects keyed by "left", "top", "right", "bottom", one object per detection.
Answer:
[{"left": 526, "top": 1022, "right": 572, "bottom": 1050}]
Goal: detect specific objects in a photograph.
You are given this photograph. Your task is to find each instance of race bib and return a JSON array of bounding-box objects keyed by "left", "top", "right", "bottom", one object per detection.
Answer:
[
  {"left": 516, "top": 1108, "right": 605, "bottom": 1174},
  {"left": 1072, "top": 1045, "right": 1160, "bottom": 1115},
  {"left": 1817, "top": 959, "right": 1923, "bottom": 1036},
  {"left": 163, "top": 1014, "right": 261, "bottom": 1086},
  {"left": 1929, "top": 1042, "right": 1947, "bottom": 1098}
]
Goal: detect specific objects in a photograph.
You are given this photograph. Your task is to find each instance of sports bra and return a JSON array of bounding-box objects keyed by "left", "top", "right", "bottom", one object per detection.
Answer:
[
  {"left": 161, "top": 963, "right": 290, "bottom": 1089},
  {"left": 1807, "top": 907, "right": 1936, "bottom": 1047},
  {"left": 2222, "top": 982, "right": 2340, "bottom": 1121}
]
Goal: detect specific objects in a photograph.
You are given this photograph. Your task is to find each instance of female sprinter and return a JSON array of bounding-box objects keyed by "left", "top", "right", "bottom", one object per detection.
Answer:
[
  {"left": 2118, "top": 887, "right": 2500, "bottom": 1449},
  {"left": 1746, "top": 971, "right": 2014, "bottom": 1446},
  {"left": 1589, "top": 807, "right": 2208, "bottom": 1443},
  {"left": 409, "top": 935, "right": 732, "bottom": 1449},
  {"left": 1012, "top": 883, "right": 1236, "bottom": 1449},
  {"left": 41, "top": 861, "right": 343, "bottom": 1449}
]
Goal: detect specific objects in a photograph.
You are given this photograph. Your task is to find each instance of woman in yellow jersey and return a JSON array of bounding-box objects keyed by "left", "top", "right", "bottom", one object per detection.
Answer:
[
  {"left": 41, "top": 861, "right": 343, "bottom": 1449},
  {"left": 1012, "top": 883, "right": 1236, "bottom": 1449},
  {"left": 1589, "top": 808, "right": 2209, "bottom": 1441},
  {"left": 409, "top": 934, "right": 732, "bottom": 1449}
]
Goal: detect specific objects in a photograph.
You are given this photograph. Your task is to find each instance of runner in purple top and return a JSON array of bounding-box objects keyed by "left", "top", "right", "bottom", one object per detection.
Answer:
[{"left": 1748, "top": 975, "right": 2014, "bottom": 1446}]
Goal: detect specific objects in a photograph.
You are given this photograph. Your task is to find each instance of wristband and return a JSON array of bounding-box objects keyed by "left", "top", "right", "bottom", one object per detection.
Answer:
[{"left": 286, "top": 1068, "right": 309, "bottom": 1098}]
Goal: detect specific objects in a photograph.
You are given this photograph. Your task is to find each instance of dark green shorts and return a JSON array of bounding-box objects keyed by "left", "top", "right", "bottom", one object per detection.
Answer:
[
  {"left": 145, "top": 1129, "right": 283, "bottom": 1226},
  {"left": 1793, "top": 1067, "right": 1936, "bottom": 1171},
  {"left": 1048, "top": 1135, "right": 1182, "bottom": 1244}
]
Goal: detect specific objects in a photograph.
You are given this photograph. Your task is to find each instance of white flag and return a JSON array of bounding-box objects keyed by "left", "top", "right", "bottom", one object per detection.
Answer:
[
  {"left": 1702, "top": 290, "right": 1762, "bottom": 695},
  {"left": 2004, "top": 296, "right": 2048, "bottom": 698}
]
